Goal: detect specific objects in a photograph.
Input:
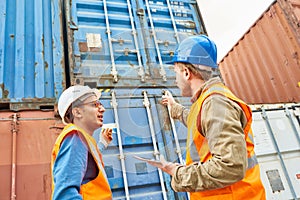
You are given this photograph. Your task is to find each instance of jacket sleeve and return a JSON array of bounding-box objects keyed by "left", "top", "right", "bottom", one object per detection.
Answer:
[
  {"left": 97, "top": 141, "right": 105, "bottom": 152},
  {"left": 170, "top": 102, "right": 190, "bottom": 127},
  {"left": 52, "top": 133, "right": 88, "bottom": 200},
  {"left": 171, "top": 95, "right": 248, "bottom": 191}
]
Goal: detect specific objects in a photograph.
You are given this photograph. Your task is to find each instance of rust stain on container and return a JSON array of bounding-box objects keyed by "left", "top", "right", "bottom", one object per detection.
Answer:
[
  {"left": 0, "top": 110, "right": 61, "bottom": 200},
  {"left": 219, "top": 0, "right": 300, "bottom": 104}
]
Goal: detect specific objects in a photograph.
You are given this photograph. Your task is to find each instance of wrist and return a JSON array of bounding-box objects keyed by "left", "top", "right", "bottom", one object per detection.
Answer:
[{"left": 164, "top": 162, "right": 179, "bottom": 176}]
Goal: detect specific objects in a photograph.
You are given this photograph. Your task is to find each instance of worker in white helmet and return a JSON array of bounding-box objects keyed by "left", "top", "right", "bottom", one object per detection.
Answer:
[
  {"left": 51, "top": 85, "right": 113, "bottom": 200},
  {"left": 154, "top": 35, "right": 266, "bottom": 199}
]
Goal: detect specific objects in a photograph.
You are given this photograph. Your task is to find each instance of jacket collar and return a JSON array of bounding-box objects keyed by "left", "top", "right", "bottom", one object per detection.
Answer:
[{"left": 191, "top": 77, "right": 223, "bottom": 103}]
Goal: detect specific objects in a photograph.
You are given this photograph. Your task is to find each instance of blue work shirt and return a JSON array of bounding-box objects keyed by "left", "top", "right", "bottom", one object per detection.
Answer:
[{"left": 52, "top": 132, "right": 105, "bottom": 200}]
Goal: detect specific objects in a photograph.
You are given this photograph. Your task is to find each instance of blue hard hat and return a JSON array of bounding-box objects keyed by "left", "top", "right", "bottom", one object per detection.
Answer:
[{"left": 167, "top": 35, "right": 218, "bottom": 68}]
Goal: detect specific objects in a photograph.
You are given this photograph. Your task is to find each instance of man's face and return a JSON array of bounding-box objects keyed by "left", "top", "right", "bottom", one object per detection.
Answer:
[
  {"left": 75, "top": 95, "right": 106, "bottom": 133},
  {"left": 174, "top": 63, "right": 192, "bottom": 97}
]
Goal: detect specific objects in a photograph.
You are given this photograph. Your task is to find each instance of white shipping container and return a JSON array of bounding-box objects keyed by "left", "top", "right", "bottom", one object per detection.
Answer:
[{"left": 251, "top": 104, "right": 300, "bottom": 200}]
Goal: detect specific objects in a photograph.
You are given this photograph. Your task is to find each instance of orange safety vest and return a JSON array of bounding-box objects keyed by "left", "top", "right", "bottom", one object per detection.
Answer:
[
  {"left": 186, "top": 83, "right": 266, "bottom": 200},
  {"left": 51, "top": 124, "right": 112, "bottom": 200}
]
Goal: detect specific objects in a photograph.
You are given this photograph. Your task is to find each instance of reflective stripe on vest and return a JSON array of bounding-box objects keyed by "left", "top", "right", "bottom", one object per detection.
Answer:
[
  {"left": 186, "top": 83, "right": 257, "bottom": 167},
  {"left": 58, "top": 124, "right": 109, "bottom": 181},
  {"left": 186, "top": 83, "right": 266, "bottom": 200},
  {"left": 51, "top": 124, "right": 112, "bottom": 200},
  {"left": 187, "top": 127, "right": 258, "bottom": 169}
]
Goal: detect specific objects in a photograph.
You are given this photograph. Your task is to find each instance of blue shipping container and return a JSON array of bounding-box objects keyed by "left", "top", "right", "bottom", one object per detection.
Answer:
[
  {"left": 93, "top": 88, "right": 191, "bottom": 200},
  {"left": 0, "top": 0, "right": 65, "bottom": 110},
  {"left": 66, "top": 0, "right": 207, "bottom": 88}
]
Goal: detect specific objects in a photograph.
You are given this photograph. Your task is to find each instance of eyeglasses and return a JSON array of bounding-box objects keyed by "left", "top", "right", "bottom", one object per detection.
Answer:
[{"left": 77, "top": 100, "right": 103, "bottom": 108}]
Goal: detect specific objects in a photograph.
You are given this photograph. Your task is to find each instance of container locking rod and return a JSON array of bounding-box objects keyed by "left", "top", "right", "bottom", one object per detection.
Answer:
[
  {"left": 143, "top": 91, "right": 168, "bottom": 200},
  {"left": 111, "top": 91, "right": 130, "bottom": 200}
]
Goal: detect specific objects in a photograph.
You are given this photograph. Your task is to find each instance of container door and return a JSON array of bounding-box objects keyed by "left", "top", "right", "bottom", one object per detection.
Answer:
[
  {"left": 252, "top": 105, "right": 300, "bottom": 200},
  {"left": 68, "top": 0, "right": 149, "bottom": 87},
  {"left": 67, "top": 0, "right": 206, "bottom": 87},
  {"left": 93, "top": 88, "right": 190, "bottom": 200}
]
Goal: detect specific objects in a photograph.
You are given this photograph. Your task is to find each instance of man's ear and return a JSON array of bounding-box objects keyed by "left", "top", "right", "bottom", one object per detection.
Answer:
[
  {"left": 184, "top": 67, "right": 191, "bottom": 80},
  {"left": 72, "top": 107, "right": 82, "bottom": 118}
]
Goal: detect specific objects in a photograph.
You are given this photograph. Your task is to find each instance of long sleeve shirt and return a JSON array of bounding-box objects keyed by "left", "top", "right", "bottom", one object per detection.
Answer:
[
  {"left": 170, "top": 77, "right": 248, "bottom": 191},
  {"left": 52, "top": 132, "right": 106, "bottom": 200}
]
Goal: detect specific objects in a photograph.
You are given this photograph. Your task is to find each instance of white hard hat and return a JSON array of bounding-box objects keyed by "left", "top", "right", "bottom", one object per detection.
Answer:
[{"left": 58, "top": 85, "right": 101, "bottom": 124}]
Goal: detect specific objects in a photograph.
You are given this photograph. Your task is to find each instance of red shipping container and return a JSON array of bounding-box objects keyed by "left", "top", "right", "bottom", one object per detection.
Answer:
[
  {"left": 0, "top": 110, "right": 62, "bottom": 200},
  {"left": 219, "top": 0, "right": 300, "bottom": 104}
]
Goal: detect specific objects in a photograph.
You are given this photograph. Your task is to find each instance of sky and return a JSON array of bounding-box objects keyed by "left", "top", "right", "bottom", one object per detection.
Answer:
[{"left": 197, "top": 0, "right": 275, "bottom": 62}]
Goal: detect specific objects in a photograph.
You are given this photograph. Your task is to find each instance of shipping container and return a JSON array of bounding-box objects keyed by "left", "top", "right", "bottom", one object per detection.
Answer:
[
  {"left": 0, "top": 0, "right": 65, "bottom": 111},
  {"left": 218, "top": 0, "right": 300, "bottom": 104},
  {"left": 0, "top": 110, "right": 61, "bottom": 200},
  {"left": 93, "top": 88, "right": 191, "bottom": 200},
  {"left": 65, "top": 0, "right": 207, "bottom": 88},
  {"left": 251, "top": 104, "right": 300, "bottom": 199}
]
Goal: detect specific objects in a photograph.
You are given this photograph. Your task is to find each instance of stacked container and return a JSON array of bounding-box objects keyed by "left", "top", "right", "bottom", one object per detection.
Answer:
[{"left": 0, "top": 0, "right": 65, "bottom": 200}]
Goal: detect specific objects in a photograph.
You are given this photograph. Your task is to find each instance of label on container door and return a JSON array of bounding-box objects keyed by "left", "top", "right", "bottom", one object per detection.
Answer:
[{"left": 86, "top": 33, "right": 102, "bottom": 50}]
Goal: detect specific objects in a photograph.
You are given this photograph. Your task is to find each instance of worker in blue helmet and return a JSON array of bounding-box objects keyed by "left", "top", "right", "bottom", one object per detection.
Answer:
[{"left": 148, "top": 35, "right": 266, "bottom": 199}]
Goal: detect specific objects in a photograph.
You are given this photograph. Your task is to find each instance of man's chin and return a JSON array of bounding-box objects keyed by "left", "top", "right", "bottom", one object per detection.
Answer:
[{"left": 96, "top": 121, "right": 103, "bottom": 127}]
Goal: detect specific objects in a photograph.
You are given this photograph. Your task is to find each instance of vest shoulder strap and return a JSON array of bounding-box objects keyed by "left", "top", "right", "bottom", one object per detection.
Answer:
[{"left": 196, "top": 83, "right": 252, "bottom": 134}]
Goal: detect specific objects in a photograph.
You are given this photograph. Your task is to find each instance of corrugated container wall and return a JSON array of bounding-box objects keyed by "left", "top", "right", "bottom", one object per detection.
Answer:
[
  {"left": 0, "top": 0, "right": 65, "bottom": 111},
  {"left": 0, "top": 111, "right": 61, "bottom": 200},
  {"left": 219, "top": 0, "right": 300, "bottom": 104},
  {"left": 251, "top": 104, "right": 300, "bottom": 199}
]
